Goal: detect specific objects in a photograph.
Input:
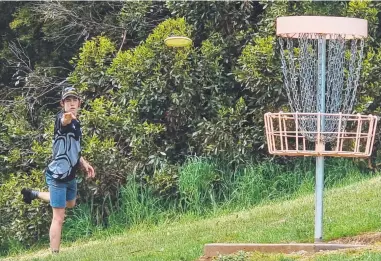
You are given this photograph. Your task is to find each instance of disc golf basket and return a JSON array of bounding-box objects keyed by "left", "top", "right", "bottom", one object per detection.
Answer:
[{"left": 264, "top": 16, "right": 378, "bottom": 242}]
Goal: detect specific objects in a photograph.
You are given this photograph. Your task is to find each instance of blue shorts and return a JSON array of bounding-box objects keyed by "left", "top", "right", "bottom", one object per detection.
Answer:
[{"left": 45, "top": 174, "right": 77, "bottom": 208}]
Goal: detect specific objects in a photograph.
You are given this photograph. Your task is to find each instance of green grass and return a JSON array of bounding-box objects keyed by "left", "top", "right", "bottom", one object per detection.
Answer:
[
  {"left": 1, "top": 157, "right": 372, "bottom": 257},
  {"left": 2, "top": 175, "right": 381, "bottom": 261},
  {"left": 311, "top": 250, "right": 381, "bottom": 261}
]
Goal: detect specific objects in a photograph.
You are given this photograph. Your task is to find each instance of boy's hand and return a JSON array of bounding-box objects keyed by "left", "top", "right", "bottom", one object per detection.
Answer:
[
  {"left": 80, "top": 157, "right": 96, "bottom": 179},
  {"left": 62, "top": 112, "right": 76, "bottom": 126},
  {"left": 84, "top": 163, "right": 95, "bottom": 179}
]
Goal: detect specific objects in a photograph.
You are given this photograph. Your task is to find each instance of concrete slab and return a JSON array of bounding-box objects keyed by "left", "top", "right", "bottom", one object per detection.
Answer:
[{"left": 203, "top": 243, "right": 367, "bottom": 258}]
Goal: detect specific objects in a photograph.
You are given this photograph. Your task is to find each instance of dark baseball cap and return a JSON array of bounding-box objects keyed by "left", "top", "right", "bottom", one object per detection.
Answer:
[{"left": 61, "top": 87, "right": 81, "bottom": 100}]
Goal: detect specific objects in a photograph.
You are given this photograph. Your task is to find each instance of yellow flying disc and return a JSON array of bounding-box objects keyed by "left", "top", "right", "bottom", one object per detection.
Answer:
[{"left": 164, "top": 36, "right": 192, "bottom": 47}]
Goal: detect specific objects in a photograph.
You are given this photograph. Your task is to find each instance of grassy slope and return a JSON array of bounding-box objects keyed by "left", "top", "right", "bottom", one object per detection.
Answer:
[{"left": 2, "top": 176, "right": 381, "bottom": 261}]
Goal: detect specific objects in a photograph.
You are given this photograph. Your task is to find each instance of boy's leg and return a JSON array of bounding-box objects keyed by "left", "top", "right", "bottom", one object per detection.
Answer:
[
  {"left": 65, "top": 179, "right": 77, "bottom": 209},
  {"left": 50, "top": 207, "right": 65, "bottom": 252},
  {"left": 66, "top": 198, "right": 76, "bottom": 208},
  {"left": 21, "top": 189, "right": 50, "bottom": 203},
  {"left": 21, "top": 188, "right": 41, "bottom": 204},
  {"left": 47, "top": 176, "right": 68, "bottom": 253},
  {"left": 37, "top": 192, "right": 50, "bottom": 202}
]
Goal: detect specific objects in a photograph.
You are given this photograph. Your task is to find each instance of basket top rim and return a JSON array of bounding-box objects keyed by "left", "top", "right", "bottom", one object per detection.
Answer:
[{"left": 276, "top": 16, "right": 368, "bottom": 39}]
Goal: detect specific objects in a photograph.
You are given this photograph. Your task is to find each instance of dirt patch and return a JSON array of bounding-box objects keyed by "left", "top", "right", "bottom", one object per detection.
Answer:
[
  {"left": 328, "top": 232, "right": 381, "bottom": 245},
  {"left": 196, "top": 234, "right": 381, "bottom": 260},
  {"left": 197, "top": 256, "right": 212, "bottom": 261}
]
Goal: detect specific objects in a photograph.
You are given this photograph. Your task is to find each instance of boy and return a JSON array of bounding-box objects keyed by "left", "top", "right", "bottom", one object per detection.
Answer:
[{"left": 21, "top": 87, "right": 95, "bottom": 253}]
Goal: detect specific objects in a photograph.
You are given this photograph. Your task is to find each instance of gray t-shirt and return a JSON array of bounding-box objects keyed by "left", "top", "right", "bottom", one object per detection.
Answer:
[{"left": 47, "top": 112, "right": 82, "bottom": 181}]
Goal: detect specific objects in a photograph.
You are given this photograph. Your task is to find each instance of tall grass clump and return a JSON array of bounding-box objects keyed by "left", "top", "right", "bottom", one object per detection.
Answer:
[
  {"left": 63, "top": 204, "right": 101, "bottom": 242},
  {"left": 229, "top": 159, "right": 312, "bottom": 208},
  {"left": 178, "top": 157, "right": 220, "bottom": 214},
  {"left": 228, "top": 157, "right": 375, "bottom": 209},
  {"left": 107, "top": 177, "right": 162, "bottom": 229}
]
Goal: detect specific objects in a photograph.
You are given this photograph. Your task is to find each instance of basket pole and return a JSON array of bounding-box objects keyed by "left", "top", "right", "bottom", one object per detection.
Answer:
[{"left": 315, "top": 36, "right": 326, "bottom": 243}]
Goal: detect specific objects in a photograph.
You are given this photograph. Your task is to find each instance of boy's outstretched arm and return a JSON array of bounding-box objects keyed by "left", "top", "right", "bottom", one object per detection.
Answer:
[{"left": 80, "top": 157, "right": 95, "bottom": 178}]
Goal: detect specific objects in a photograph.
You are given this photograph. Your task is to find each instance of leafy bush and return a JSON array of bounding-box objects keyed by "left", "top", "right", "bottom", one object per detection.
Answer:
[
  {"left": 0, "top": 100, "right": 53, "bottom": 253},
  {"left": 0, "top": 170, "right": 50, "bottom": 254}
]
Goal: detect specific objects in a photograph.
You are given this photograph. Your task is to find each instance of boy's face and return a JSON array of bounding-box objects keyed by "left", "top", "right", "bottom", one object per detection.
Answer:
[{"left": 61, "top": 96, "right": 81, "bottom": 114}]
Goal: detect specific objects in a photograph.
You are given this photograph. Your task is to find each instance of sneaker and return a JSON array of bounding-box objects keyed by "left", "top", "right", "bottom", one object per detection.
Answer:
[{"left": 21, "top": 188, "right": 36, "bottom": 204}]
